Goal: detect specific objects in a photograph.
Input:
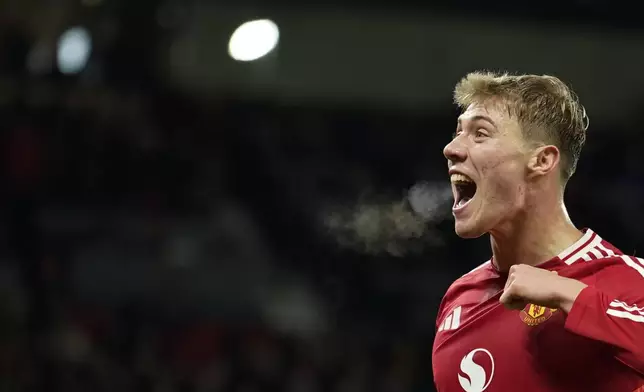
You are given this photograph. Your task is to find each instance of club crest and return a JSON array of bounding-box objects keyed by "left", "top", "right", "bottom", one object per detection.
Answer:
[{"left": 519, "top": 304, "right": 557, "bottom": 326}]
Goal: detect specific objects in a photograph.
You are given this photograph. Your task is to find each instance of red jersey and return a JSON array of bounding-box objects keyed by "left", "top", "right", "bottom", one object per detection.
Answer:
[{"left": 432, "top": 229, "right": 644, "bottom": 392}]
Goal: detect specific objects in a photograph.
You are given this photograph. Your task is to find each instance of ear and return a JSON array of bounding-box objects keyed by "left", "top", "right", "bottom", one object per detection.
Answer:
[{"left": 527, "top": 145, "right": 560, "bottom": 178}]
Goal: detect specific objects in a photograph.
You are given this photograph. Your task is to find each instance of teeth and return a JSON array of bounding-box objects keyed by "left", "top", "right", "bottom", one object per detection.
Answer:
[{"left": 450, "top": 173, "right": 473, "bottom": 184}]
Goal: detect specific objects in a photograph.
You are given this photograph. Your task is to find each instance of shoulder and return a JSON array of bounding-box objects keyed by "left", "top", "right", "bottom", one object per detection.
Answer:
[
  {"left": 436, "top": 260, "right": 495, "bottom": 320},
  {"left": 560, "top": 231, "right": 643, "bottom": 279},
  {"left": 565, "top": 251, "right": 644, "bottom": 291},
  {"left": 591, "top": 254, "right": 644, "bottom": 279},
  {"left": 453, "top": 259, "right": 497, "bottom": 287}
]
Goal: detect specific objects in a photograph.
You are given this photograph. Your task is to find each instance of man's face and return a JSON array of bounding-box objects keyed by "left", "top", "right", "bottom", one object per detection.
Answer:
[{"left": 443, "top": 102, "right": 531, "bottom": 238}]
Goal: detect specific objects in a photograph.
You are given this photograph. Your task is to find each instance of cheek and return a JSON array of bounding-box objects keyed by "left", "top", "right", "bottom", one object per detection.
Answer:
[
  {"left": 480, "top": 155, "right": 525, "bottom": 200},
  {"left": 478, "top": 140, "right": 526, "bottom": 177},
  {"left": 479, "top": 151, "right": 516, "bottom": 178}
]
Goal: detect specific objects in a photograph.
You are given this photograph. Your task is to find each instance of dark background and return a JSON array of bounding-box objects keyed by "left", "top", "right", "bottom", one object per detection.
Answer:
[{"left": 0, "top": 0, "right": 643, "bottom": 391}]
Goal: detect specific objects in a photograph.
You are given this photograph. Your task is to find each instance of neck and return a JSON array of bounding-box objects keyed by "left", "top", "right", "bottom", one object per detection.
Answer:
[{"left": 490, "top": 198, "right": 582, "bottom": 272}]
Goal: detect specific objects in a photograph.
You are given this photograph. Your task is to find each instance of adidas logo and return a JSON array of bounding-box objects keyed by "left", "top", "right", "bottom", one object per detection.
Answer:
[{"left": 438, "top": 306, "right": 462, "bottom": 332}]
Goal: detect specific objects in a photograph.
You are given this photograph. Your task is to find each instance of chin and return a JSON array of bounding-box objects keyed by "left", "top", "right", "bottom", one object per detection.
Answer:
[{"left": 454, "top": 220, "right": 488, "bottom": 239}]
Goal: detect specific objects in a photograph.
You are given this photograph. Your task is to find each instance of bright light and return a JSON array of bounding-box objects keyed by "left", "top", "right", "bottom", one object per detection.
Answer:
[
  {"left": 57, "top": 26, "right": 92, "bottom": 75},
  {"left": 228, "top": 19, "right": 279, "bottom": 62}
]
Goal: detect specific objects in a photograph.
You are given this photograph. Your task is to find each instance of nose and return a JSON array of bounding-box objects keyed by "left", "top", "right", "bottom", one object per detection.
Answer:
[{"left": 443, "top": 137, "right": 467, "bottom": 163}]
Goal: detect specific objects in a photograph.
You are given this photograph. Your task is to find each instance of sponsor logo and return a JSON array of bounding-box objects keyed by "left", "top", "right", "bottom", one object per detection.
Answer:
[{"left": 458, "top": 348, "right": 495, "bottom": 392}]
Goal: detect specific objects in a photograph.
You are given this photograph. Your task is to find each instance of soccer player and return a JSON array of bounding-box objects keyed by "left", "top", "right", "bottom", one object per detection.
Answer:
[{"left": 432, "top": 72, "right": 644, "bottom": 392}]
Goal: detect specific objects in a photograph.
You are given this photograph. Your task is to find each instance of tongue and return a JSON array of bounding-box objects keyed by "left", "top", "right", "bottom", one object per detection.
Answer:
[{"left": 458, "top": 197, "right": 471, "bottom": 207}]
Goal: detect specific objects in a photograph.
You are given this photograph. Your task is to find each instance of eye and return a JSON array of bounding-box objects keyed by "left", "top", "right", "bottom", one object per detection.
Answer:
[{"left": 474, "top": 129, "right": 488, "bottom": 139}]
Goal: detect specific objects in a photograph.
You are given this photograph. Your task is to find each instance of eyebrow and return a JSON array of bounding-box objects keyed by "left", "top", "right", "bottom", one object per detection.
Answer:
[
  {"left": 457, "top": 114, "right": 497, "bottom": 127},
  {"left": 453, "top": 115, "right": 497, "bottom": 139}
]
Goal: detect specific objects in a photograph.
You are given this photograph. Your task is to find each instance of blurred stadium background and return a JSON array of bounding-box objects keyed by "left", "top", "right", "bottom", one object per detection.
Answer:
[{"left": 1, "top": 0, "right": 643, "bottom": 391}]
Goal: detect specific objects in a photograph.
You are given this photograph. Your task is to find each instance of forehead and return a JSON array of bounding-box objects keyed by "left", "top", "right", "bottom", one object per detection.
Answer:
[
  {"left": 458, "top": 101, "right": 510, "bottom": 126},
  {"left": 458, "top": 102, "right": 524, "bottom": 139}
]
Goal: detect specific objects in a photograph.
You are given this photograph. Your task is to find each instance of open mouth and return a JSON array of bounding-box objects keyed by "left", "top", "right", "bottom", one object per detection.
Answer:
[{"left": 451, "top": 173, "right": 477, "bottom": 210}]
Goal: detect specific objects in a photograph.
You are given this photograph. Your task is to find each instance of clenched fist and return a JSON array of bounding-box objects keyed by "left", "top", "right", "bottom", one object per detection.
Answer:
[{"left": 499, "top": 264, "right": 588, "bottom": 313}]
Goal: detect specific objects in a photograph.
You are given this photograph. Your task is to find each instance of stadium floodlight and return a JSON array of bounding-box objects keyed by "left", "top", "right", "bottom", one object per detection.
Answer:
[
  {"left": 228, "top": 19, "right": 279, "bottom": 62},
  {"left": 57, "top": 26, "right": 92, "bottom": 74}
]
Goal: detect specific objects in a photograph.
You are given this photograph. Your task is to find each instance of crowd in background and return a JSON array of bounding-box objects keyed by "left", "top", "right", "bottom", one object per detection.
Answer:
[{"left": 0, "top": 75, "right": 640, "bottom": 392}]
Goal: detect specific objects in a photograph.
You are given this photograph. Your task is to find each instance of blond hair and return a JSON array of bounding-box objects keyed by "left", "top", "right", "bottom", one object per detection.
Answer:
[{"left": 453, "top": 71, "right": 589, "bottom": 181}]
